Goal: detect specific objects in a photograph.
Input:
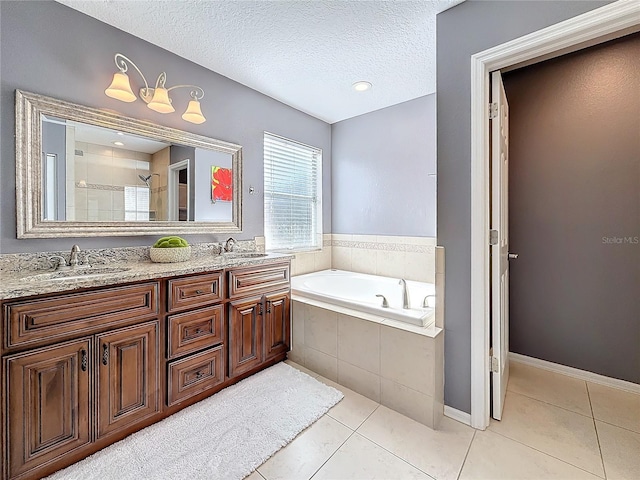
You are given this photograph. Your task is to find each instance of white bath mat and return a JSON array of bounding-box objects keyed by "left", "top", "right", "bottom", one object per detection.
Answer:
[{"left": 46, "top": 362, "right": 343, "bottom": 480}]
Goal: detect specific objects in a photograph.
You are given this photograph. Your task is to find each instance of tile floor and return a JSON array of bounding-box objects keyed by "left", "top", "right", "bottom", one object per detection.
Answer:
[{"left": 246, "top": 360, "right": 640, "bottom": 480}]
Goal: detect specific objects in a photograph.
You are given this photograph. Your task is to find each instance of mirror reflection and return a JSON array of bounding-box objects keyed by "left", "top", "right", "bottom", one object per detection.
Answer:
[
  {"left": 16, "top": 90, "right": 242, "bottom": 238},
  {"left": 42, "top": 117, "right": 233, "bottom": 224}
]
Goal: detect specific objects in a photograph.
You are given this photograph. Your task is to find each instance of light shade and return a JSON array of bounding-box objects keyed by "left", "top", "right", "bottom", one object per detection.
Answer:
[
  {"left": 105, "top": 72, "right": 136, "bottom": 102},
  {"left": 147, "top": 87, "right": 175, "bottom": 113},
  {"left": 181, "top": 99, "right": 206, "bottom": 124}
]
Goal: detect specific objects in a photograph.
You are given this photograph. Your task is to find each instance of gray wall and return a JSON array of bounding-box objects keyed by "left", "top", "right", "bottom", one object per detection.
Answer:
[
  {"left": 504, "top": 33, "right": 640, "bottom": 384},
  {"left": 436, "top": 0, "right": 612, "bottom": 413},
  {"left": 0, "top": 0, "right": 331, "bottom": 254},
  {"left": 331, "top": 95, "right": 436, "bottom": 237}
]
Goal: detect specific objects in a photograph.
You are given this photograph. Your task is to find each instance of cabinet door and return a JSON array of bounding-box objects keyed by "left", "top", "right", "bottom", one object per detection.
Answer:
[
  {"left": 264, "top": 290, "right": 291, "bottom": 362},
  {"left": 228, "top": 296, "right": 263, "bottom": 378},
  {"left": 5, "top": 338, "right": 91, "bottom": 479},
  {"left": 96, "top": 321, "right": 159, "bottom": 439}
]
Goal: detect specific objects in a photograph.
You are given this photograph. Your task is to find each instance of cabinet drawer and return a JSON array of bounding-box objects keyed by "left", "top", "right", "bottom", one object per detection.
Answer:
[
  {"left": 168, "top": 272, "right": 223, "bottom": 312},
  {"left": 4, "top": 282, "right": 158, "bottom": 350},
  {"left": 228, "top": 263, "right": 290, "bottom": 299},
  {"left": 167, "top": 345, "right": 224, "bottom": 406},
  {"left": 167, "top": 305, "right": 224, "bottom": 359}
]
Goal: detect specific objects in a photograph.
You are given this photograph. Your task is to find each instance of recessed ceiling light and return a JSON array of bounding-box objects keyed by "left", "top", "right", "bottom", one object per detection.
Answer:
[
  {"left": 352, "top": 81, "right": 372, "bottom": 92},
  {"left": 117, "top": 132, "right": 125, "bottom": 136},
  {"left": 113, "top": 141, "right": 124, "bottom": 146}
]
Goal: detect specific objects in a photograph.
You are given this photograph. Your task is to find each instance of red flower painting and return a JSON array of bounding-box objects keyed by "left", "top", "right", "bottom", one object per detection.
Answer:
[{"left": 211, "top": 166, "right": 233, "bottom": 202}]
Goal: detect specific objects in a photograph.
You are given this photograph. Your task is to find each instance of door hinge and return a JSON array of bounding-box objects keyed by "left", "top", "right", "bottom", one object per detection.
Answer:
[
  {"left": 489, "top": 229, "right": 499, "bottom": 245},
  {"left": 490, "top": 355, "right": 500, "bottom": 374},
  {"left": 489, "top": 102, "right": 498, "bottom": 119}
]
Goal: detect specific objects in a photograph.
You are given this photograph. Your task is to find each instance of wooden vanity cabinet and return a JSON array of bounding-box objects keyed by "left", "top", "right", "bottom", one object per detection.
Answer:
[
  {"left": 228, "top": 294, "right": 264, "bottom": 377},
  {"left": 263, "top": 289, "right": 291, "bottom": 362},
  {"left": 227, "top": 263, "right": 291, "bottom": 378},
  {"left": 1, "top": 261, "right": 290, "bottom": 480},
  {"left": 96, "top": 321, "right": 159, "bottom": 439},
  {"left": 2, "top": 283, "right": 160, "bottom": 480},
  {"left": 4, "top": 338, "right": 92, "bottom": 480}
]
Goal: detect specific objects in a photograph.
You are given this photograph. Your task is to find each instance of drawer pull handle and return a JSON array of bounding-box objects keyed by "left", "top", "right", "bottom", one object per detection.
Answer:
[
  {"left": 195, "top": 371, "right": 205, "bottom": 379},
  {"left": 80, "top": 349, "right": 88, "bottom": 372},
  {"left": 257, "top": 303, "right": 263, "bottom": 316},
  {"left": 102, "top": 344, "right": 109, "bottom": 365},
  {"left": 195, "top": 328, "right": 203, "bottom": 334},
  {"left": 196, "top": 289, "right": 204, "bottom": 295},
  {"left": 266, "top": 301, "right": 272, "bottom": 314}
]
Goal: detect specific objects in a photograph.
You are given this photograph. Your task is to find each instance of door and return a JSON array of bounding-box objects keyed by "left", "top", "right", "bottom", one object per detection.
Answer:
[
  {"left": 5, "top": 338, "right": 91, "bottom": 479},
  {"left": 96, "top": 321, "right": 159, "bottom": 438},
  {"left": 264, "top": 290, "right": 291, "bottom": 361},
  {"left": 490, "top": 70, "right": 510, "bottom": 420},
  {"left": 228, "top": 295, "right": 263, "bottom": 378}
]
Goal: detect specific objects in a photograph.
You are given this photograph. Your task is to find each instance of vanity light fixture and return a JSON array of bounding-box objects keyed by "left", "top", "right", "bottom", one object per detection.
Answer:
[
  {"left": 105, "top": 53, "right": 206, "bottom": 124},
  {"left": 352, "top": 81, "right": 372, "bottom": 92}
]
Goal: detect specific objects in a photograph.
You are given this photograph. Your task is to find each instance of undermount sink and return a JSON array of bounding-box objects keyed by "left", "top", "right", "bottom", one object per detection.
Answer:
[
  {"left": 25, "top": 267, "right": 132, "bottom": 282},
  {"left": 222, "top": 252, "right": 268, "bottom": 259}
]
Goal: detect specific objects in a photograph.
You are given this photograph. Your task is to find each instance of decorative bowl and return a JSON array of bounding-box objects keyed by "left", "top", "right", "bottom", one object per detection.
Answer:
[{"left": 149, "top": 246, "right": 191, "bottom": 263}]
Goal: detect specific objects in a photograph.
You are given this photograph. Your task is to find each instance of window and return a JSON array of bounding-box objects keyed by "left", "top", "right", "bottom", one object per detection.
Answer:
[
  {"left": 264, "top": 132, "right": 322, "bottom": 251},
  {"left": 124, "top": 186, "right": 150, "bottom": 221}
]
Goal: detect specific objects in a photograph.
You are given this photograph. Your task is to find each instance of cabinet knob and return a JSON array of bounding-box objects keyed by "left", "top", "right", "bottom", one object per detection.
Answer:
[{"left": 195, "top": 289, "right": 204, "bottom": 295}]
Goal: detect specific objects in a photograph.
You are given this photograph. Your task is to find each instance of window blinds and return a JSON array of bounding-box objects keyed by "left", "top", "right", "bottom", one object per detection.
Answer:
[{"left": 264, "top": 132, "right": 322, "bottom": 251}]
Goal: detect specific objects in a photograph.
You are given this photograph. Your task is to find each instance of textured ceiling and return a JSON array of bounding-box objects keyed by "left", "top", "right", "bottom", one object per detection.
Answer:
[{"left": 57, "top": 0, "right": 463, "bottom": 123}]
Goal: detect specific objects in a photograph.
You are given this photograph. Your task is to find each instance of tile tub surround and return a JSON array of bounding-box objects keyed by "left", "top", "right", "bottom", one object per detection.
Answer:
[
  {"left": 288, "top": 300, "right": 444, "bottom": 429},
  {"left": 331, "top": 234, "right": 437, "bottom": 283},
  {"left": 289, "top": 234, "right": 333, "bottom": 276},
  {"left": 0, "top": 239, "right": 288, "bottom": 300}
]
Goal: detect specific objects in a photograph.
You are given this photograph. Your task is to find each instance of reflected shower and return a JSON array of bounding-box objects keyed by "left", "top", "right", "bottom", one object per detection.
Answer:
[{"left": 138, "top": 173, "right": 159, "bottom": 187}]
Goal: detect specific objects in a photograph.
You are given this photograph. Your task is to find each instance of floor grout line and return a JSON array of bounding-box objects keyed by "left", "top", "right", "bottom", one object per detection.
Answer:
[
  {"left": 587, "top": 382, "right": 608, "bottom": 479},
  {"left": 456, "top": 429, "right": 476, "bottom": 480},
  {"left": 486, "top": 428, "right": 606, "bottom": 479},
  {"left": 348, "top": 430, "right": 438, "bottom": 480},
  {"left": 308, "top": 404, "right": 381, "bottom": 480},
  {"left": 307, "top": 429, "right": 357, "bottom": 480},
  {"left": 506, "top": 387, "right": 594, "bottom": 419}
]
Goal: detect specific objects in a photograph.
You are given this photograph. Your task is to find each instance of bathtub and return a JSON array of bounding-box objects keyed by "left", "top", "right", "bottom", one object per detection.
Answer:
[{"left": 291, "top": 269, "right": 435, "bottom": 327}]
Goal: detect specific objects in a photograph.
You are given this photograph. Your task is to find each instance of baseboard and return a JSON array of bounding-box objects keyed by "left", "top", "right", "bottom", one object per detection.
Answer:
[
  {"left": 444, "top": 406, "right": 472, "bottom": 426},
  {"left": 509, "top": 352, "right": 640, "bottom": 394}
]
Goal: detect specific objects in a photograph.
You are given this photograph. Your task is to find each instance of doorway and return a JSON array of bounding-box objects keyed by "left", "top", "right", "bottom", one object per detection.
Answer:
[
  {"left": 469, "top": 1, "right": 640, "bottom": 430},
  {"left": 167, "top": 159, "right": 190, "bottom": 221}
]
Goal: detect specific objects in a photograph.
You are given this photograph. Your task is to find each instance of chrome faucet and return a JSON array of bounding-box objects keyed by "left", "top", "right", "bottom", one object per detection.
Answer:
[
  {"left": 224, "top": 237, "right": 237, "bottom": 253},
  {"left": 399, "top": 279, "right": 410, "bottom": 309},
  {"left": 69, "top": 245, "right": 81, "bottom": 267}
]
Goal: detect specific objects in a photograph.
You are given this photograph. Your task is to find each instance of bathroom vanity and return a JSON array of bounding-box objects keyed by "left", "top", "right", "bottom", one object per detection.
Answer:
[{"left": 0, "top": 257, "right": 291, "bottom": 480}]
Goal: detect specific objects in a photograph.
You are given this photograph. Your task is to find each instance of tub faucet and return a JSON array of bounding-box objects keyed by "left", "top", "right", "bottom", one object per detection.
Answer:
[
  {"left": 399, "top": 279, "right": 410, "bottom": 309},
  {"left": 422, "top": 295, "right": 436, "bottom": 308},
  {"left": 375, "top": 294, "right": 389, "bottom": 308},
  {"left": 69, "top": 245, "right": 81, "bottom": 268}
]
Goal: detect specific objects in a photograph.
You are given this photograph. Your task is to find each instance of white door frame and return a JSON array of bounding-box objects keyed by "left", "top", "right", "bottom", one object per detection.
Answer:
[
  {"left": 469, "top": 1, "right": 640, "bottom": 430},
  {"left": 167, "top": 159, "right": 190, "bottom": 221}
]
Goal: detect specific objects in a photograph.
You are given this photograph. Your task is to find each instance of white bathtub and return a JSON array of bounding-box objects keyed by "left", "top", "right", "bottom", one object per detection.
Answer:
[{"left": 291, "top": 269, "right": 435, "bottom": 327}]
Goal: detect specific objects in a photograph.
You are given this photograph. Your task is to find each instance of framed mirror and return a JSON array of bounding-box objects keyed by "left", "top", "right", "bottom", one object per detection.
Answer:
[{"left": 16, "top": 90, "right": 242, "bottom": 238}]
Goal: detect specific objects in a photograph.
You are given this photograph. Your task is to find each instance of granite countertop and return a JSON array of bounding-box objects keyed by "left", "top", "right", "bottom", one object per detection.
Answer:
[{"left": 0, "top": 252, "right": 292, "bottom": 301}]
